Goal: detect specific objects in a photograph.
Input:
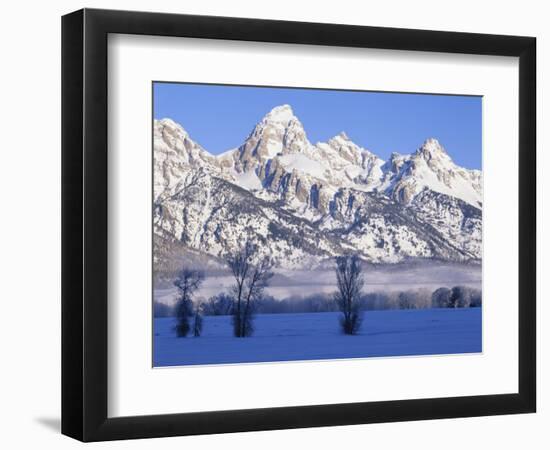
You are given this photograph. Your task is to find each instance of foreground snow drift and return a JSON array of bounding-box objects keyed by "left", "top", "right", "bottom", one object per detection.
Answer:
[{"left": 154, "top": 308, "right": 481, "bottom": 367}]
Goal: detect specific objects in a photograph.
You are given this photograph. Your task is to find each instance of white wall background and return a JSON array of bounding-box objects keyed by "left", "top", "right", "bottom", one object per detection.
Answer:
[{"left": 0, "top": 1, "right": 545, "bottom": 448}]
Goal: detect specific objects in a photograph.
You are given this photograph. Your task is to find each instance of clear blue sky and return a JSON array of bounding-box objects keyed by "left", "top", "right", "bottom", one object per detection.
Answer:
[{"left": 153, "top": 82, "right": 482, "bottom": 169}]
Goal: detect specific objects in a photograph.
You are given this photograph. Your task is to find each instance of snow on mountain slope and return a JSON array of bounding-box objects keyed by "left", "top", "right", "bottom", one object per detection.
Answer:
[
  {"left": 154, "top": 118, "right": 217, "bottom": 200},
  {"left": 153, "top": 105, "right": 483, "bottom": 269},
  {"left": 154, "top": 118, "right": 238, "bottom": 200},
  {"left": 410, "top": 189, "right": 482, "bottom": 258},
  {"left": 153, "top": 169, "right": 477, "bottom": 269},
  {"left": 233, "top": 170, "right": 263, "bottom": 190},
  {"left": 383, "top": 138, "right": 482, "bottom": 208},
  {"left": 154, "top": 169, "right": 347, "bottom": 269},
  {"left": 277, "top": 153, "right": 327, "bottom": 178}
]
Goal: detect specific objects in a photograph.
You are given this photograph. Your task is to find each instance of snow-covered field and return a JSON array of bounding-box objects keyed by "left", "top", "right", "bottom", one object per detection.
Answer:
[{"left": 153, "top": 308, "right": 481, "bottom": 367}]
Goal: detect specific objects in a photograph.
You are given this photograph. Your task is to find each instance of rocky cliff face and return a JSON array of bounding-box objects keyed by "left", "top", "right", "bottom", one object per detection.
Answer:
[{"left": 153, "top": 105, "right": 482, "bottom": 269}]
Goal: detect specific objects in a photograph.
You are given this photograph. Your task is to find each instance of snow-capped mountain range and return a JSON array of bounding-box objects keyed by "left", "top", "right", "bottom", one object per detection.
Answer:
[{"left": 153, "top": 104, "right": 482, "bottom": 270}]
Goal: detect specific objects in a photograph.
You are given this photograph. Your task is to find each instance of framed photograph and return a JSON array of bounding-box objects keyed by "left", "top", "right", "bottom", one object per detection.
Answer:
[{"left": 62, "top": 8, "right": 536, "bottom": 441}]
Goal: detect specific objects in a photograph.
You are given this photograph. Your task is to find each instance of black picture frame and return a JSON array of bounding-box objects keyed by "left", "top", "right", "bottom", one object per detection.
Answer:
[{"left": 62, "top": 8, "right": 536, "bottom": 442}]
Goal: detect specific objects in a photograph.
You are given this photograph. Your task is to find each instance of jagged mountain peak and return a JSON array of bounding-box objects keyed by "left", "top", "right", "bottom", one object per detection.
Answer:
[
  {"left": 321, "top": 132, "right": 366, "bottom": 167},
  {"left": 384, "top": 138, "right": 482, "bottom": 207},
  {"left": 157, "top": 117, "right": 183, "bottom": 127},
  {"left": 262, "top": 104, "right": 296, "bottom": 124},
  {"left": 326, "top": 132, "right": 358, "bottom": 149},
  {"left": 325, "top": 132, "right": 357, "bottom": 148},
  {"left": 389, "top": 151, "right": 404, "bottom": 159},
  {"left": 415, "top": 138, "right": 451, "bottom": 162},
  {"left": 153, "top": 119, "right": 221, "bottom": 201},
  {"left": 334, "top": 131, "right": 350, "bottom": 141},
  {"left": 234, "top": 105, "right": 310, "bottom": 172},
  {"left": 383, "top": 152, "right": 407, "bottom": 173},
  {"left": 422, "top": 137, "right": 444, "bottom": 150},
  {"left": 155, "top": 117, "right": 188, "bottom": 139}
]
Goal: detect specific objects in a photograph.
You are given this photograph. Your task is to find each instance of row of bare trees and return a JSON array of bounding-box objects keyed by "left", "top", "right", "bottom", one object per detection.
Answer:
[
  {"left": 172, "top": 242, "right": 365, "bottom": 338},
  {"left": 172, "top": 241, "right": 273, "bottom": 338}
]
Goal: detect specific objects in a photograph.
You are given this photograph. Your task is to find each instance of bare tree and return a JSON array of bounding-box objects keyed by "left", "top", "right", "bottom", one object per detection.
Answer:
[
  {"left": 226, "top": 241, "right": 273, "bottom": 337},
  {"left": 173, "top": 268, "right": 204, "bottom": 337},
  {"left": 334, "top": 255, "right": 364, "bottom": 335},
  {"left": 226, "top": 241, "right": 253, "bottom": 337}
]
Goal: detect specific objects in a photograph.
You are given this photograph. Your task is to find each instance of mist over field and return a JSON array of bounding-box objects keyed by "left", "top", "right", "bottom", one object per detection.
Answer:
[{"left": 154, "top": 261, "right": 481, "bottom": 306}]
